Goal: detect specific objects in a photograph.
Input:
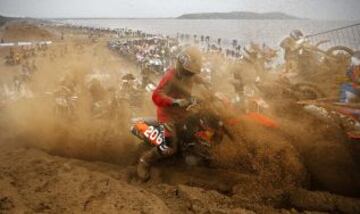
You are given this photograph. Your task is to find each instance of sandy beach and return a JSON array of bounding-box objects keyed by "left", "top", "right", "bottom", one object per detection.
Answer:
[{"left": 0, "top": 19, "right": 360, "bottom": 214}]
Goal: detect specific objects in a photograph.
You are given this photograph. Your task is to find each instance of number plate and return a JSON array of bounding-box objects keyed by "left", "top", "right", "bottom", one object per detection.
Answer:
[{"left": 143, "top": 125, "right": 165, "bottom": 146}]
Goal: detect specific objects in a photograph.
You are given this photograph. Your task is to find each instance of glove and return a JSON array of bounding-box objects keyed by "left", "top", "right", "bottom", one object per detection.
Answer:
[{"left": 172, "top": 98, "right": 190, "bottom": 107}]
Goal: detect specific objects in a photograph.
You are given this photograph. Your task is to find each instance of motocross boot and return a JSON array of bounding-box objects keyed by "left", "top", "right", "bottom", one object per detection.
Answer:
[{"left": 137, "top": 147, "right": 162, "bottom": 181}]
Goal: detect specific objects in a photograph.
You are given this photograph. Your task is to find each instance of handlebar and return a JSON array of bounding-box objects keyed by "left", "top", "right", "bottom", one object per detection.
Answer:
[{"left": 186, "top": 97, "right": 202, "bottom": 111}]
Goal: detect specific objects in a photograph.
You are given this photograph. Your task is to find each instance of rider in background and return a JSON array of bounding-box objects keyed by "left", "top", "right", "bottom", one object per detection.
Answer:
[
  {"left": 340, "top": 51, "right": 360, "bottom": 103},
  {"left": 137, "top": 46, "right": 203, "bottom": 181},
  {"left": 280, "top": 29, "right": 305, "bottom": 73}
]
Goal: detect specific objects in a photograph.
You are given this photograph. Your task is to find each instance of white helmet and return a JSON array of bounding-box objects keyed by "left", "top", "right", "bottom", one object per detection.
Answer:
[
  {"left": 290, "top": 29, "right": 304, "bottom": 41},
  {"left": 351, "top": 51, "right": 360, "bottom": 66}
]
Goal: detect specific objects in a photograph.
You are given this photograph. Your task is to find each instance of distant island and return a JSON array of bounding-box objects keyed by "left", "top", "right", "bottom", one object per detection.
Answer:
[{"left": 177, "top": 11, "right": 300, "bottom": 20}]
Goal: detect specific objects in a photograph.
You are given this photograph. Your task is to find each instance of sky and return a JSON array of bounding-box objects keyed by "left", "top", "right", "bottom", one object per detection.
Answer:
[{"left": 0, "top": 0, "right": 359, "bottom": 20}]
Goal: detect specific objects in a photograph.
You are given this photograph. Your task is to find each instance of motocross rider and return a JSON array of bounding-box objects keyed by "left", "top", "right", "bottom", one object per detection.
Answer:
[
  {"left": 137, "top": 46, "right": 204, "bottom": 181},
  {"left": 340, "top": 51, "right": 360, "bottom": 103},
  {"left": 280, "top": 29, "right": 305, "bottom": 73}
]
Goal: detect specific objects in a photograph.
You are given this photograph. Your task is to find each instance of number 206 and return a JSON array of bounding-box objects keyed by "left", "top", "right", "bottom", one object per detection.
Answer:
[{"left": 144, "top": 126, "right": 163, "bottom": 145}]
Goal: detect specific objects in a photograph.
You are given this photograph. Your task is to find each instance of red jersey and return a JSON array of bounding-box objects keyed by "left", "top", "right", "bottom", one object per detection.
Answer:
[{"left": 152, "top": 68, "right": 194, "bottom": 123}]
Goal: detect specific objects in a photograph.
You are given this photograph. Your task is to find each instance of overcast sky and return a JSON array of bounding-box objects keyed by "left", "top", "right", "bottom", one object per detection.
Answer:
[{"left": 0, "top": 0, "right": 359, "bottom": 20}]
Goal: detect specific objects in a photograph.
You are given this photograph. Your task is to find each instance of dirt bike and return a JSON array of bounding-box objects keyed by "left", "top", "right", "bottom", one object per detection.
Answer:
[
  {"left": 276, "top": 77, "right": 325, "bottom": 100},
  {"left": 130, "top": 97, "right": 231, "bottom": 166},
  {"left": 54, "top": 95, "right": 78, "bottom": 118},
  {"left": 294, "top": 41, "right": 353, "bottom": 79},
  {"left": 298, "top": 98, "right": 360, "bottom": 141},
  {"left": 50, "top": 86, "right": 78, "bottom": 118},
  {"left": 130, "top": 93, "right": 279, "bottom": 166},
  {"left": 298, "top": 98, "right": 360, "bottom": 168}
]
